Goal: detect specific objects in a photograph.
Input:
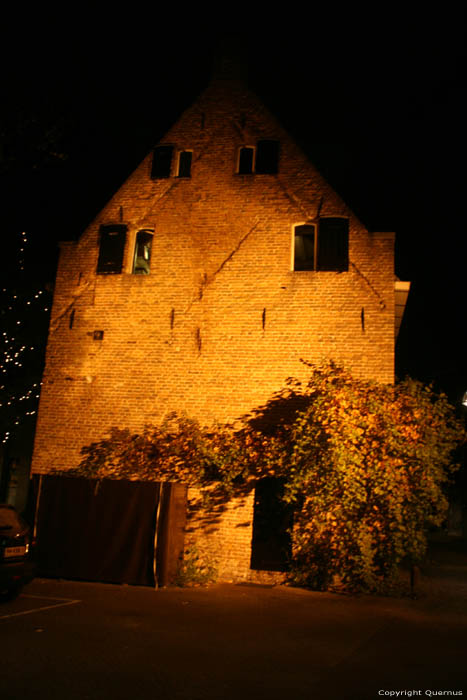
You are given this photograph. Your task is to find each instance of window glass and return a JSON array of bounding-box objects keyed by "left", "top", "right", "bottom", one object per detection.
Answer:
[
  {"left": 133, "top": 230, "right": 153, "bottom": 275},
  {"left": 151, "top": 145, "right": 173, "bottom": 179},
  {"left": 0, "top": 506, "right": 24, "bottom": 529},
  {"left": 294, "top": 225, "right": 315, "bottom": 270}
]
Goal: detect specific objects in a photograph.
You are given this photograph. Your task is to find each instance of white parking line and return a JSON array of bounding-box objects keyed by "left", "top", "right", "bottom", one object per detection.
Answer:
[{"left": 0, "top": 595, "right": 81, "bottom": 620}]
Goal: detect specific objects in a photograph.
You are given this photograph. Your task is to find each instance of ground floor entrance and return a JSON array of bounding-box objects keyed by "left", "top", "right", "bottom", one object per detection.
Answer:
[{"left": 34, "top": 475, "right": 187, "bottom": 586}]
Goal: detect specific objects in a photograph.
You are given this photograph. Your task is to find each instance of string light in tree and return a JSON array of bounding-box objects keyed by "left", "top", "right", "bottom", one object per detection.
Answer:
[{"left": 1, "top": 231, "right": 51, "bottom": 445}]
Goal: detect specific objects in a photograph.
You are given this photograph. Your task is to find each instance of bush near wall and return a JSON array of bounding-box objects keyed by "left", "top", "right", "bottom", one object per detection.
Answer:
[{"left": 72, "top": 362, "right": 464, "bottom": 594}]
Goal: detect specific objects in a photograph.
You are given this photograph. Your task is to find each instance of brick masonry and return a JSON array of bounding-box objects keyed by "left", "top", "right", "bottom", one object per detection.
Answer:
[{"left": 31, "top": 75, "right": 398, "bottom": 581}]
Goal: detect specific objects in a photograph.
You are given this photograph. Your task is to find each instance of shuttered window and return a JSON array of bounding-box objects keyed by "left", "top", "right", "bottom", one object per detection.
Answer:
[
  {"left": 177, "top": 151, "right": 192, "bottom": 178},
  {"left": 255, "top": 139, "right": 279, "bottom": 174},
  {"left": 238, "top": 146, "right": 255, "bottom": 174},
  {"left": 96, "top": 224, "right": 127, "bottom": 274},
  {"left": 317, "top": 218, "right": 349, "bottom": 271},
  {"left": 294, "top": 218, "right": 349, "bottom": 272},
  {"left": 151, "top": 145, "right": 174, "bottom": 179}
]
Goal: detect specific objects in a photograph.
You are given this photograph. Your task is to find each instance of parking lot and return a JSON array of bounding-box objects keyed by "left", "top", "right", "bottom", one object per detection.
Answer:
[{"left": 1, "top": 571, "right": 466, "bottom": 700}]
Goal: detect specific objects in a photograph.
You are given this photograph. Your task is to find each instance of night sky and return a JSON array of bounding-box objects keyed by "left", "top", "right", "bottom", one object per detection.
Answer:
[{"left": 2, "top": 16, "right": 466, "bottom": 403}]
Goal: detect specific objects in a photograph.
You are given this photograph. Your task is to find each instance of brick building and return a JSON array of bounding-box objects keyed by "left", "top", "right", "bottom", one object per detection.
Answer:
[{"left": 31, "top": 69, "right": 409, "bottom": 584}]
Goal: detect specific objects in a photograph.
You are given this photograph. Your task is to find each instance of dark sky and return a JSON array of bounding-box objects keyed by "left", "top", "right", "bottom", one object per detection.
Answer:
[{"left": 2, "top": 16, "right": 466, "bottom": 401}]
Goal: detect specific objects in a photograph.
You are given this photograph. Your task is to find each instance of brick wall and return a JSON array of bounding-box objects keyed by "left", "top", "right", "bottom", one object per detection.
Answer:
[{"left": 31, "top": 76, "right": 396, "bottom": 579}]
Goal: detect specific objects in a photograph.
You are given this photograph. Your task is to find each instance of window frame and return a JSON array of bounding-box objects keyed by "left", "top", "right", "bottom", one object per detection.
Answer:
[
  {"left": 293, "top": 223, "right": 317, "bottom": 271},
  {"left": 236, "top": 139, "right": 280, "bottom": 175},
  {"left": 292, "top": 218, "right": 349, "bottom": 272},
  {"left": 237, "top": 145, "right": 256, "bottom": 174},
  {"left": 132, "top": 229, "right": 154, "bottom": 275}
]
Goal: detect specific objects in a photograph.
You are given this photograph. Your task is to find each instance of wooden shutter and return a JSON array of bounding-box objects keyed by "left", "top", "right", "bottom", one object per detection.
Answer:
[
  {"left": 96, "top": 224, "right": 127, "bottom": 274},
  {"left": 255, "top": 139, "right": 279, "bottom": 174},
  {"left": 177, "top": 151, "right": 192, "bottom": 178},
  {"left": 317, "top": 218, "right": 349, "bottom": 271},
  {"left": 151, "top": 145, "right": 174, "bottom": 179}
]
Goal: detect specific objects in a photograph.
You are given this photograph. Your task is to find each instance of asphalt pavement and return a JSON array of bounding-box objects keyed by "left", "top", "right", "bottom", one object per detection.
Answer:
[{"left": 0, "top": 538, "right": 466, "bottom": 700}]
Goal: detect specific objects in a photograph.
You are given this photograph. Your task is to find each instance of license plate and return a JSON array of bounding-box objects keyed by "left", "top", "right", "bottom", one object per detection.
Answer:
[{"left": 4, "top": 546, "right": 26, "bottom": 558}]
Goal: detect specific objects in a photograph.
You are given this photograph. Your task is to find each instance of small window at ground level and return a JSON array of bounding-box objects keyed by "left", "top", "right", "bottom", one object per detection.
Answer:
[
  {"left": 238, "top": 146, "right": 254, "bottom": 174},
  {"left": 133, "top": 230, "right": 153, "bottom": 275},
  {"left": 97, "top": 224, "right": 127, "bottom": 274},
  {"left": 293, "top": 218, "right": 349, "bottom": 272},
  {"left": 177, "top": 151, "right": 192, "bottom": 178},
  {"left": 255, "top": 139, "right": 279, "bottom": 174},
  {"left": 151, "top": 145, "right": 173, "bottom": 179}
]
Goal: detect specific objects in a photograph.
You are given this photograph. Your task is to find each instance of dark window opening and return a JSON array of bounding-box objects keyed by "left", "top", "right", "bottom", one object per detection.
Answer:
[
  {"left": 96, "top": 224, "right": 127, "bottom": 274},
  {"left": 177, "top": 151, "right": 192, "bottom": 178},
  {"left": 294, "top": 218, "right": 349, "bottom": 272},
  {"left": 294, "top": 224, "right": 316, "bottom": 271},
  {"left": 133, "top": 230, "right": 153, "bottom": 275},
  {"left": 317, "top": 217, "right": 349, "bottom": 271},
  {"left": 151, "top": 145, "right": 173, "bottom": 179},
  {"left": 238, "top": 146, "right": 254, "bottom": 174},
  {"left": 250, "top": 478, "right": 293, "bottom": 572},
  {"left": 255, "top": 139, "right": 279, "bottom": 174}
]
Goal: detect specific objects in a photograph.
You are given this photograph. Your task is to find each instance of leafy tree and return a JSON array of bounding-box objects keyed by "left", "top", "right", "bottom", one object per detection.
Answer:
[
  {"left": 265, "top": 362, "right": 463, "bottom": 592},
  {"left": 70, "top": 362, "right": 464, "bottom": 594}
]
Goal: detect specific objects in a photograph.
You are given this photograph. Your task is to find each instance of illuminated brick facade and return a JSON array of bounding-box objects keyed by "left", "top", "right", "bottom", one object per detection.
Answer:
[{"left": 31, "top": 75, "right": 398, "bottom": 581}]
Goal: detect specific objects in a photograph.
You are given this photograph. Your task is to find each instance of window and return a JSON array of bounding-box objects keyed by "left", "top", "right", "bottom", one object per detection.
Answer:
[
  {"left": 238, "top": 146, "right": 255, "bottom": 174},
  {"left": 177, "top": 151, "right": 192, "bottom": 178},
  {"left": 237, "top": 140, "right": 279, "bottom": 175},
  {"left": 132, "top": 230, "right": 153, "bottom": 275},
  {"left": 96, "top": 224, "right": 127, "bottom": 274},
  {"left": 294, "top": 218, "right": 349, "bottom": 272},
  {"left": 255, "top": 139, "right": 279, "bottom": 174},
  {"left": 294, "top": 224, "right": 316, "bottom": 271},
  {"left": 151, "top": 145, "right": 173, "bottom": 179}
]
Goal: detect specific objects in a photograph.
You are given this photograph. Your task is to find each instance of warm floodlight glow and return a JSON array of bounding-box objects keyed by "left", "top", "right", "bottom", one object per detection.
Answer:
[{"left": 462, "top": 390, "right": 467, "bottom": 407}]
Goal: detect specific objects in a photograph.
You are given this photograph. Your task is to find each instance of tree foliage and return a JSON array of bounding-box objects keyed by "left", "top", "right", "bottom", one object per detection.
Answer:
[
  {"left": 268, "top": 362, "right": 463, "bottom": 592},
  {"left": 73, "top": 362, "right": 464, "bottom": 594}
]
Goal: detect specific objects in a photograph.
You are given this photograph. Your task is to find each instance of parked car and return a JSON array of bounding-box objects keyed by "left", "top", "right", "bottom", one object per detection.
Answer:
[{"left": 0, "top": 504, "right": 35, "bottom": 600}]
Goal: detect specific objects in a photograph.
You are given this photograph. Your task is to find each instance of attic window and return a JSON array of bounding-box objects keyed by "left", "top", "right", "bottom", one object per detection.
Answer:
[
  {"left": 255, "top": 140, "right": 279, "bottom": 174},
  {"left": 96, "top": 224, "right": 127, "bottom": 274},
  {"left": 294, "top": 225, "right": 316, "bottom": 271},
  {"left": 132, "top": 230, "right": 153, "bottom": 275},
  {"left": 177, "top": 151, "right": 192, "bottom": 178},
  {"left": 237, "top": 140, "right": 279, "bottom": 175},
  {"left": 238, "top": 147, "right": 255, "bottom": 174},
  {"left": 151, "top": 145, "right": 173, "bottom": 179},
  {"left": 294, "top": 218, "right": 349, "bottom": 272}
]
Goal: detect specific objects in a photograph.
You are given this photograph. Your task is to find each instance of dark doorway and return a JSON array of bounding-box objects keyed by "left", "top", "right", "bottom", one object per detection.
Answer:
[
  {"left": 250, "top": 477, "right": 293, "bottom": 572},
  {"left": 34, "top": 475, "right": 186, "bottom": 586}
]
